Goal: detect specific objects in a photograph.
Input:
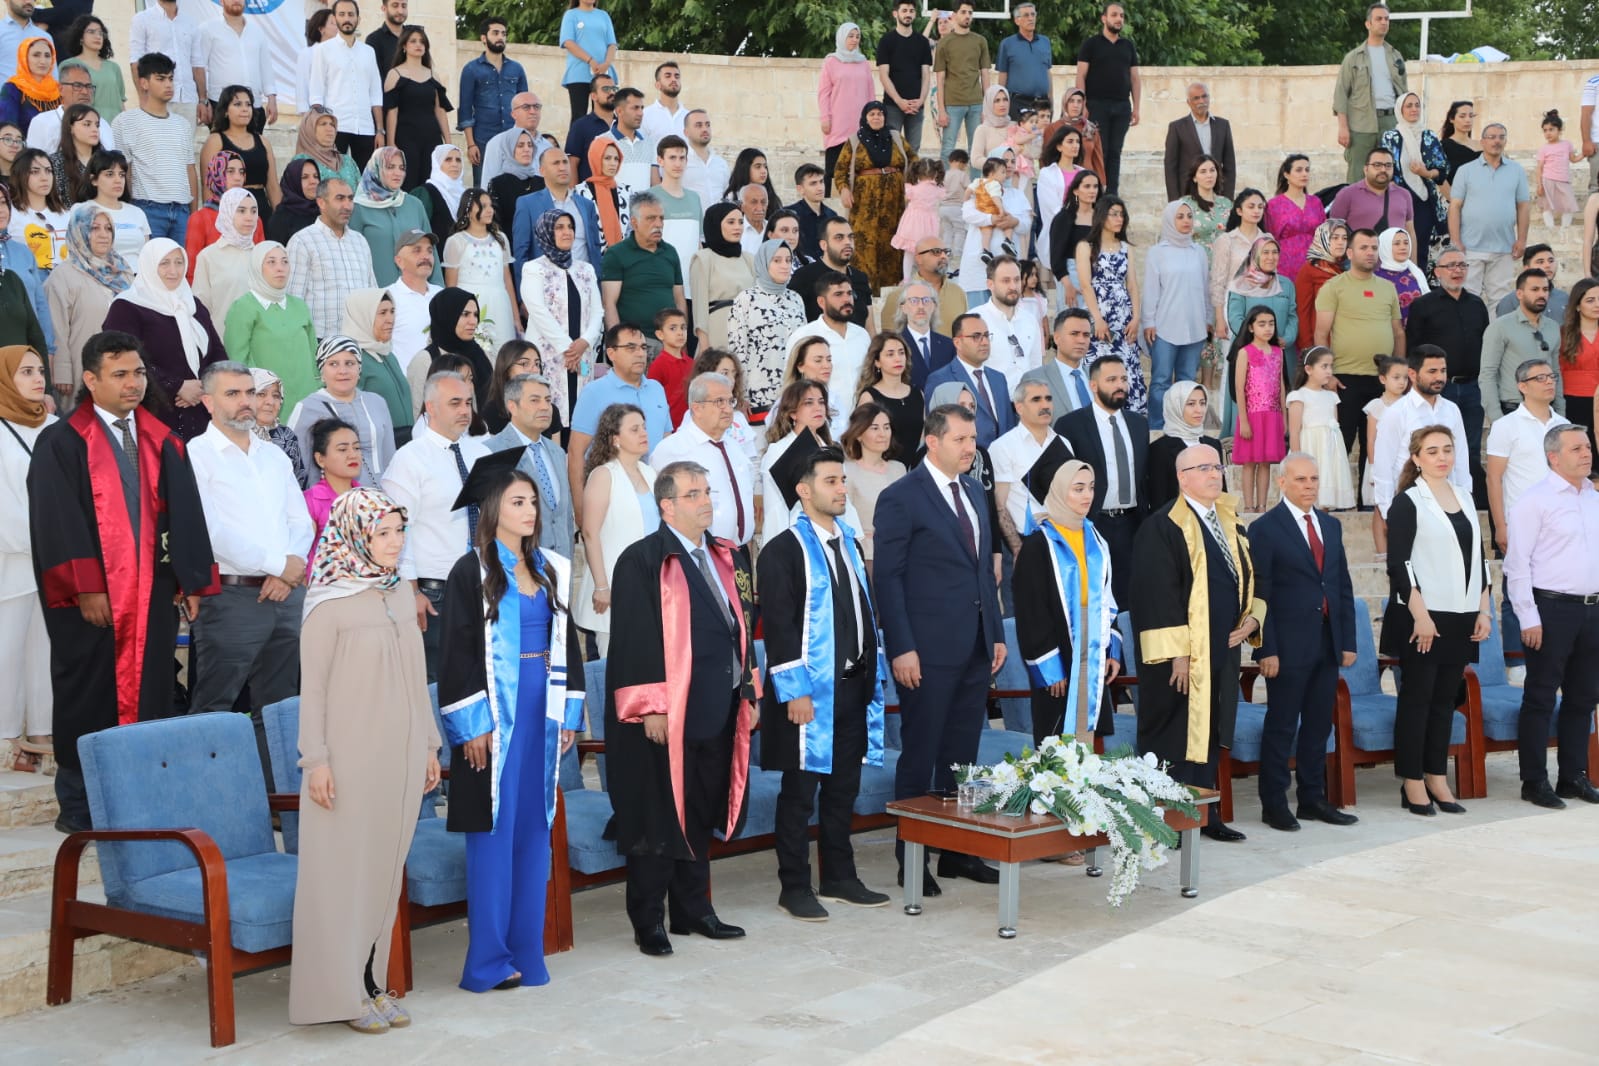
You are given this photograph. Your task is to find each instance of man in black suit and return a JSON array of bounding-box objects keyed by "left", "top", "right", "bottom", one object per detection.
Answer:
[
  {"left": 898, "top": 279, "right": 956, "bottom": 391},
  {"left": 1251, "top": 454, "right": 1361, "bottom": 832},
  {"left": 605, "top": 461, "right": 759, "bottom": 957},
  {"left": 1053, "top": 355, "right": 1148, "bottom": 602},
  {"left": 875, "top": 404, "right": 1006, "bottom": 894},
  {"left": 1163, "top": 82, "right": 1236, "bottom": 201}
]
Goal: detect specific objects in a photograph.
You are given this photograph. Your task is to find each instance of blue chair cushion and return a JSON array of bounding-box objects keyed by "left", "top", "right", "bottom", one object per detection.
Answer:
[
  {"left": 1229, "top": 702, "right": 1337, "bottom": 764},
  {"left": 1340, "top": 609, "right": 1384, "bottom": 697},
  {"left": 977, "top": 727, "right": 1031, "bottom": 766},
  {"left": 405, "top": 819, "right": 466, "bottom": 908},
  {"left": 1348, "top": 694, "right": 1466, "bottom": 751},
  {"left": 563, "top": 790, "right": 623, "bottom": 876},
  {"left": 1105, "top": 713, "right": 1139, "bottom": 753},
  {"left": 853, "top": 752, "right": 900, "bottom": 816},
  {"left": 732, "top": 771, "right": 788, "bottom": 839},
  {"left": 584, "top": 659, "right": 610, "bottom": 790},
  {"left": 994, "top": 618, "right": 1032, "bottom": 734},
  {"left": 121, "top": 851, "right": 298, "bottom": 955}
]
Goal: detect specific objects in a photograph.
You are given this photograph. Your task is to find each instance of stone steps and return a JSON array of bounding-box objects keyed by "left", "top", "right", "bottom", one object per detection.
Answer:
[{"left": 0, "top": 771, "right": 61, "bottom": 831}]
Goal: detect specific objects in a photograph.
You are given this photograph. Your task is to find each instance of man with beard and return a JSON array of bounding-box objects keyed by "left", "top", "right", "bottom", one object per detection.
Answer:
[
  {"left": 308, "top": 0, "right": 386, "bottom": 168},
  {"left": 1371, "top": 345, "right": 1473, "bottom": 517},
  {"left": 458, "top": 16, "right": 529, "bottom": 184},
  {"left": 1131, "top": 443, "right": 1262, "bottom": 842},
  {"left": 882, "top": 237, "right": 967, "bottom": 336},
  {"left": 790, "top": 217, "right": 872, "bottom": 329},
  {"left": 1313, "top": 228, "right": 1403, "bottom": 478},
  {"left": 1481, "top": 270, "right": 1566, "bottom": 420},
  {"left": 363, "top": 0, "right": 407, "bottom": 79},
  {"left": 1053, "top": 355, "right": 1147, "bottom": 603},
  {"left": 973, "top": 255, "right": 1043, "bottom": 391},
  {"left": 682, "top": 109, "right": 729, "bottom": 221},
  {"left": 640, "top": 60, "right": 686, "bottom": 154},
  {"left": 895, "top": 280, "right": 955, "bottom": 391},
  {"left": 783, "top": 273, "right": 872, "bottom": 431},
  {"left": 605, "top": 461, "right": 758, "bottom": 956},
  {"left": 565, "top": 73, "right": 616, "bottom": 181},
  {"left": 875, "top": 1, "right": 932, "bottom": 149},
  {"left": 1328, "top": 147, "right": 1415, "bottom": 249},
  {"left": 28, "top": 331, "right": 216, "bottom": 831}
]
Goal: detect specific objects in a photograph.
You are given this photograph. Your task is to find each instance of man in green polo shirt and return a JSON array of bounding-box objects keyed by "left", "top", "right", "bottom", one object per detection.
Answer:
[
  {"left": 600, "top": 191, "right": 686, "bottom": 339},
  {"left": 933, "top": 2, "right": 991, "bottom": 162},
  {"left": 1313, "top": 226, "right": 1404, "bottom": 481}
]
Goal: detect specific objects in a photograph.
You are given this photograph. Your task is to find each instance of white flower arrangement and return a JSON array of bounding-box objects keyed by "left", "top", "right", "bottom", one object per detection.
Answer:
[{"left": 955, "top": 737, "right": 1199, "bottom": 907}]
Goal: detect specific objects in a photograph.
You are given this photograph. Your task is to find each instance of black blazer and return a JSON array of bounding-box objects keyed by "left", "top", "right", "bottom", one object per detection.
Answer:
[
  {"left": 1250, "top": 503, "right": 1356, "bottom": 665},
  {"left": 1054, "top": 405, "right": 1150, "bottom": 515},
  {"left": 1163, "top": 114, "right": 1236, "bottom": 202},
  {"left": 902, "top": 328, "right": 956, "bottom": 392}
]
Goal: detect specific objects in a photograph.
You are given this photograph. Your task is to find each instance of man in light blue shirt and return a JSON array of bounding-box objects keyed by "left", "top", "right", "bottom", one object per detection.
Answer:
[
  {"left": 0, "top": 1, "right": 45, "bottom": 83},
  {"left": 1447, "top": 122, "right": 1531, "bottom": 309},
  {"left": 994, "top": 3, "right": 1053, "bottom": 115},
  {"left": 564, "top": 323, "right": 672, "bottom": 518}
]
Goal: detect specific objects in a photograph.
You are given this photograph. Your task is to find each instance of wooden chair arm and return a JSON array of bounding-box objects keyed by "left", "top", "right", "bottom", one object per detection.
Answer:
[
  {"left": 1504, "top": 649, "right": 1524, "bottom": 662},
  {"left": 1240, "top": 663, "right": 1261, "bottom": 701},
  {"left": 54, "top": 827, "right": 228, "bottom": 907},
  {"left": 267, "top": 793, "right": 300, "bottom": 812}
]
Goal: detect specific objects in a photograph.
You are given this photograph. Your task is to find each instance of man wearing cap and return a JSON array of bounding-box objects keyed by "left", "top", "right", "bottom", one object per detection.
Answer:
[
  {"left": 287, "top": 176, "right": 378, "bottom": 340},
  {"left": 511, "top": 140, "right": 603, "bottom": 277},
  {"left": 482, "top": 373, "right": 573, "bottom": 558},
  {"left": 380, "top": 371, "right": 490, "bottom": 679},
  {"left": 386, "top": 229, "right": 443, "bottom": 372}
]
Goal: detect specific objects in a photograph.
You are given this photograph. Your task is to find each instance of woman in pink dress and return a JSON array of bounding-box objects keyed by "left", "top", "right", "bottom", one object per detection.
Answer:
[
  {"left": 303, "top": 419, "right": 364, "bottom": 569},
  {"left": 817, "top": 22, "right": 875, "bottom": 196},
  {"left": 1264, "top": 153, "right": 1325, "bottom": 284}
]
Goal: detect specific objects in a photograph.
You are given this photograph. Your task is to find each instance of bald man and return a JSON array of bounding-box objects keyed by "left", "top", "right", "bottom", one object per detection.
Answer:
[{"left": 881, "top": 236, "right": 968, "bottom": 335}]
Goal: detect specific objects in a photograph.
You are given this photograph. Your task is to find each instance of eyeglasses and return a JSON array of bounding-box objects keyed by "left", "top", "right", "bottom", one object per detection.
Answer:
[
  {"left": 608, "top": 342, "right": 646, "bottom": 352},
  {"left": 1178, "top": 463, "right": 1225, "bottom": 474},
  {"left": 960, "top": 331, "right": 992, "bottom": 341},
  {"left": 0, "top": 136, "right": 22, "bottom": 147},
  {"left": 693, "top": 396, "right": 734, "bottom": 408},
  {"left": 1365, "top": 162, "right": 1394, "bottom": 170},
  {"left": 916, "top": 247, "right": 950, "bottom": 256},
  {"left": 670, "top": 488, "right": 718, "bottom": 502},
  {"left": 61, "top": 81, "right": 92, "bottom": 90},
  {"left": 1437, "top": 261, "right": 1467, "bottom": 270},
  {"left": 903, "top": 295, "right": 936, "bottom": 305},
  {"left": 1520, "top": 372, "right": 1555, "bottom": 384},
  {"left": 515, "top": 102, "right": 542, "bottom": 111}
]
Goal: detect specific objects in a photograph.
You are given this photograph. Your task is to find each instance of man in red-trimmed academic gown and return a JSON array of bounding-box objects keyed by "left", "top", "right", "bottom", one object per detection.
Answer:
[
  {"left": 603, "top": 460, "right": 757, "bottom": 957},
  {"left": 27, "top": 333, "right": 217, "bottom": 832}
]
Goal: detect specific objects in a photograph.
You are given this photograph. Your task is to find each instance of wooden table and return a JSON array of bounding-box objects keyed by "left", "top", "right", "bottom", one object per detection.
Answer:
[{"left": 887, "top": 789, "right": 1219, "bottom": 938}]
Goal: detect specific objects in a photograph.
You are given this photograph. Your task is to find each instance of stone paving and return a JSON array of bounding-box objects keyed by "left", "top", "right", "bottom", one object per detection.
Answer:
[{"left": 1, "top": 753, "right": 1591, "bottom": 1065}]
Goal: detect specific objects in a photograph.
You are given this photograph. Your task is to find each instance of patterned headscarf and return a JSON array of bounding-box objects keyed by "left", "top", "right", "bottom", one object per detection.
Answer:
[
  {"left": 64, "top": 202, "right": 133, "bottom": 293},
  {"left": 215, "top": 187, "right": 258, "bottom": 250},
  {"left": 204, "top": 151, "right": 242, "bottom": 208},
  {"left": 303, "top": 486, "right": 408, "bottom": 621},
  {"left": 316, "top": 334, "right": 363, "bottom": 372},
  {"left": 534, "top": 208, "right": 573, "bottom": 270},
  {"left": 294, "top": 106, "right": 344, "bottom": 175},
  {"left": 1227, "top": 236, "right": 1284, "bottom": 299},
  {"left": 1305, "top": 218, "right": 1349, "bottom": 266},
  {"left": 249, "top": 367, "right": 282, "bottom": 439},
  {"left": 356, "top": 146, "right": 408, "bottom": 208}
]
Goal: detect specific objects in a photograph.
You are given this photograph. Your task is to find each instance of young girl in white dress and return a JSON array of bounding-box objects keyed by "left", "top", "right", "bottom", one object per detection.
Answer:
[
  {"left": 443, "top": 189, "right": 522, "bottom": 356},
  {"left": 1362, "top": 354, "right": 1411, "bottom": 558},
  {"left": 1285, "top": 345, "right": 1354, "bottom": 509}
]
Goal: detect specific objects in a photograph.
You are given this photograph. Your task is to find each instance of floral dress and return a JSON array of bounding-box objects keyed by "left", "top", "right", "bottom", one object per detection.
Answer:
[
  {"left": 444, "top": 232, "right": 516, "bottom": 355},
  {"left": 729, "top": 284, "right": 809, "bottom": 418},
  {"left": 1087, "top": 247, "right": 1146, "bottom": 414},
  {"left": 1264, "top": 194, "right": 1326, "bottom": 284}
]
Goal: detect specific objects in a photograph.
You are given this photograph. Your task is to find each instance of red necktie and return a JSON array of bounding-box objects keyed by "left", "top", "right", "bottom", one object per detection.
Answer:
[
  {"left": 711, "top": 439, "right": 746, "bottom": 542},
  {"left": 1305, "top": 513, "right": 1327, "bottom": 616}
]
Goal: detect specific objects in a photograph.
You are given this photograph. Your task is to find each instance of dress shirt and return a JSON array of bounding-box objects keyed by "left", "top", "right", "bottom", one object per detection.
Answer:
[
  {"left": 188, "top": 424, "right": 313, "bottom": 578},
  {"left": 93, "top": 404, "right": 135, "bottom": 441},
  {"left": 1405, "top": 287, "right": 1489, "bottom": 381},
  {"left": 1280, "top": 498, "right": 1323, "bottom": 553},
  {"left": 640, "top": 100, "right": 687, "bottom": 152},
  {"left": 1371, "top": 390, "right": 1472, "bottom": 516},
  {"left": 129, "top": 7, "right": 199, "bottom": 102},
  {"left": 1479, "top": 306, "right": 1566, "bottom": 418},
  {"left": 568, "top": 373, "right": 673, "bottom": 448},
  {"left": 975, "top": 301, "right": 1043, "bottom": 392},
  {"left": 380, "top": 427, "right": 489, "bottom": 580},
  {"left": 1503, "top": 472, "right": 1599, "bottom": 627},
  {"left": 1193, "top": 116, "right": 1213, "bottom": 155},
  {"left": 989, "top": 424, "right": 1058, "bottom": 532},
  {"left": 1486, "top": 405, "right": 1569, "bottom": 516},
  {"left": 684, "top": 148, "right": 730, "bottom": 218},
  {"left": 1092, "top": 402, "right": 1137, "bottom": 509},
  {"left": 0, "top": 17, "right": 40, "bottom": 83},
  {"left": 1056, "top": 360, "right": 1093, "bottom": 414},
  {"left": 922, "top": 457, "right": 976, "bottom": 529},
  {"left": 510, "top": 425, "right": 561, "bottom": 508},
  {"left": 286, "top": 219, "right": 379, "bottom": 339},
  {"left": 783, "top": 318, "right": 872, "bottom": 435},
  {"left": 27, "top": 113, "right": 113, "bottom": 153},
  {"left": 818, "top": 522, "right": 867, "bottom": 662},
  {"left": 649, "top": 420, "right": 755, "bottom": 544},
  {"left": 739, "top": 220, "right": 764, "bottom": 257},
  {"left": 308, "top": 37, "right": 384, "bottom": 135},
  {"left": 195, "top": 18, "right": 274, "bottom": 103},
  {"left": 385, "top": 280, "right": 442, "bottom": 370},
  {"left": 666, "top": 524, "right": 739, "bottom": 619}
]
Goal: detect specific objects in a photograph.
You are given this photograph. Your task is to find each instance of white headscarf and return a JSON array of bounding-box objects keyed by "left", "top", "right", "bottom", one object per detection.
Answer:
[
  {"left": 215, "top": 187, "right": 258, "bottom": 251},
  {"left": 427, "top": 144, "right": 467, "bottom": 219},
  {"left": 830, "top": 22, "right": 866, "bottom": 62},
  {"left": 1377, "top": 227, "right": 1429, "bottom": 293},
  {"left": 1157, "top": 200, "right": 1194, "bottom": 248},
  {"left": 114, "top": 238, "right": 208, "bottom": 374},
  {"left": 1393, "top": 91, "right": 1429, "bottom": 201}
]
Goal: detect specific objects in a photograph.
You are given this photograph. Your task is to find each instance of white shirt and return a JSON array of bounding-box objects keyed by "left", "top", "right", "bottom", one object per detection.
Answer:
[
  {"left": 666, "top": 524, "right": 738, "bottom": 619},
  {"left": 188, "top": 424, "right": 314, "bottom": 578},
  {"left": 975, "top": 300, "right": 1044, "bottom": 393},
  {"left": 649, "top": 419, "right": 755, "bottom": 544},
  {"left": 684, "top": 147, "right": 730, "bottom": 218},
  {"left": 815, "top": 520, "right": 867, "bottom": 661},
  {"left": 94, "top": 404, "right": 136, "bottom": 442},
  {"left": 1372, "top": 390, "right": 1472, "bottom": 517},
  {"left": 308, "top": 36, "right": 383, "bottom": 135},
  {"left": 386, "top": 280, "right": 443, "bottom": 371},
  {"left": 782, "top": 317, "right": 872, "bottom": 439},
  {"left": 27, "top": 113, "right": 114, "bottom": 153},
  {"left": 921, "top": 456, "right": 978, "bottom": 531},
  {"left": 1586, "top": 75, "right": 1599, "bottom": 144},
  {"left": 381, "top": 427, "right": 489, "bottom": 580},
  {"left": 194, "top": 17, "right": 275, "bottom": 103},
  {"left": 760, "top": 432, "right": 864, "bottom": 547},
  {"left": 640, "top": 100, "right": 687, "bottom": 154},
  {"left": 129, "top": 6, "right": 199, "bottom": 103},
  {"left": 739, "top": 220, "right": 765, "bottom": 256},
  {"left": 989, "top": 424, "right": 1059, "bottom": 533},
  {"left": 1092, "top": 402, "right": 1138, "bottom": 509},
  {"left": 1279, "top": 498, "right": 1323, "bottom": 553},
  {"left": 1192, "top": 116, "right": 1212, "bottom": 155},
  {"left": 1486, "top": 404, "right": 1569, "bottom": 517}
]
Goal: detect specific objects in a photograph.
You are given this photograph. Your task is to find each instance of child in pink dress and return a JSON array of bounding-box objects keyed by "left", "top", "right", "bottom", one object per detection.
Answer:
[
  {"left": 1229, "top": 305, "right": 1286, "bottom": 512},
  {"left": 893, "top": 156, "right": 946, "bottom": 280},
  {"left": 1534, "top": 109, "right": 1583, "bottom": 229}
]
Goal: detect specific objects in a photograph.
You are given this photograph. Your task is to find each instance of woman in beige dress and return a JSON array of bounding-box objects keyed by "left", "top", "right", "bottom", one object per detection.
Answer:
[{"left": 290, "top": 486, "right": 442, "bottom": 1034}]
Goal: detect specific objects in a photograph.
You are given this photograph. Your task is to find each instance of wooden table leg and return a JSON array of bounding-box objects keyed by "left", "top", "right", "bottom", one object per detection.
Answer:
[
  {"left": 997, "top": 862, "right": 1020, "bottom": 938},
  {"left": 902, "top": 840, "right": 924, "bottom": 916},
  {"left": 1180, "top": 826, "right": 1200, "bottom": 898}
]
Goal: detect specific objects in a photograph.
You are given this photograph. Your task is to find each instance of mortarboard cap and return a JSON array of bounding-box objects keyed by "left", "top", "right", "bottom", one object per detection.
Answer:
[
  {"left": 767, "top": 430, "right": 825, "bottom": 511},
  {"left": 1022, "top": 436, "right": 1074, "bottom": 505},
  {"left": 450, "top": 448, "right": 526, "bottom": 512}
]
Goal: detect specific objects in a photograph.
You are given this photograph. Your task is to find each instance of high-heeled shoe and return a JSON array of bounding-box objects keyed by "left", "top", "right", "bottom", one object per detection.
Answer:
[
  {"left": 1400, "top": 785, "right": 1436, "bottom": 817},
  {"left": 1426, "top": 787, "right": 1466, "bottom": 814}
]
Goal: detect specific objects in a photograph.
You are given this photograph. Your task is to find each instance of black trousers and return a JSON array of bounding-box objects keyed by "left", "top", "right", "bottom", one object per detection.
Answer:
[
  {"left": 893, "top": 629, "right": 991, "bottom": 862},
  {"left": 418, "top": 582, "right": 446, "bottom": 683},
  {"left": 1086, "top": 98, "right": 1131, "bottom": 195},
  {"left": 1093, "top": 509, "right": 1140, "bottom": 606},
  {"left": 625, "top": 712, "right": 735, "bottom": 931},
  {"left": 774, "top": 672, "right": 870, "bottom": 892},
  {"left": 1335, "top": 373, "right": 1383, "bottom": 493},
  {"left": 336, "top": 131, "right": 376, "bottom": 171},
  {"left": 564, "top": 83, "right": 590, "bottom": 128},
  {"left": 1394, "top": 623, "right": 1471, "bottom": 780},
  {"left": 1168, "top": 716, "right": 1223, "bottom": 827},
  {"left": 1518, "top": 594, "right": 1599, "bottom": 784},
  {"left": 824, "top": 142, "right": 844, "bottom": 197},
  {"left": 1260, "top": 622, "right": 1337, "bottom": 809}
]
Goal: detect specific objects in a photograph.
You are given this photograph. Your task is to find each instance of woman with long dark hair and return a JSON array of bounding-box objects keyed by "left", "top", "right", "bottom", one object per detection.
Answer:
[
  {"left": 839, "top": 401, "right": 905, "bottom": 576},
  {"left": 573, "top": 403, "right": 657, "bottom": 653},
  {"left": 1050, "top": 167, "right": 1100, "bottom": 308},
  {"left": 1209, "top": 187, "right": 1267, "bottom": 344},
  {"left": 382, "top": 25, "right": 454, "bottom": 193},
  {"left": 8, "top": 148, "right": 68, "bottom": 269},
  {"left": 58, "top": 14, "right": 124, "bottom": 119},
  {"left": 47, "top": 103, "right": 99, "bottom": 203},
  {"left": 483, "top": 339, "right": 541, "bottom": 436},
  {"left": 722, "top": 147, "right": 781, "bottom": 209},
  {"left": 444, "top": 188, "right": 520, "bottom": 355},
  {"left": 1558, "top": 277, "right": 1599, "bottom": 454},
  {"left": 1437, "top": 99, "right": 1481, "bottom": 194},
  {"left": 201, "top": 85, "right": 279, "bottom": 223},
  {"left": 1265, "top": 153, "right": 1326, "bottom": 283}
]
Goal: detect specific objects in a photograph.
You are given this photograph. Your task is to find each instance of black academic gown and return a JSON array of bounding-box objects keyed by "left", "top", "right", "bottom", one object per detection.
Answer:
[
  {"left": 1012, "top": 529, "right": 1116, "bottom": 745},
  {"left": 1129, "top": 498, "right": 1262, "bottom": 780},
  {"left": 603, "top": 525, "right": 758, "bottom": 860},
  {"left": 28, "top": 405, "right": 217, "bottom": 771}
]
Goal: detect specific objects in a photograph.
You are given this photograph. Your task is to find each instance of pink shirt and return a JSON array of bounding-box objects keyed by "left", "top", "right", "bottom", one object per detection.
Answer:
[
  {"left": 818, "top": 57, "right": 877, "bottom": 149},
  {"left": 303, "top": 477, "right": 358, "bottom": 569},
  {"left": 1536, "top": 141, "right": 1574, "bottom": 183}
]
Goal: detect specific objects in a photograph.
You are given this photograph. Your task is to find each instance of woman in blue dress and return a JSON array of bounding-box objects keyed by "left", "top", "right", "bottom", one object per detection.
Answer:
[
  {"left": 437, "top": 457, "right": 585, "bottom": 993},
  {"left": 1075, "top": 196, "right": 1145, "bottom": 413}
]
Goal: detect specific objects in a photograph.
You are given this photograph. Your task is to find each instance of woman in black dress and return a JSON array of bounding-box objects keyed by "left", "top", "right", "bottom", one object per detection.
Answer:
[
  {"left": 1437, "top": 100, "right": 1482, "bottom": 197},
  {"left": 1147, "top": 380, "right": 1223, "bottom": 507},
  {"left": 853, "top": 331, "right": 923, "bottom": 459},
  {"left": 1049, "top": 168, "right": 1102, "bottom": 308},
  {"left": 201, "top": 85, "right": 278, "bottom": 226},
  {"left": 1381, "top": 425, "right": 1490, "bottom": 817},
  {"left": 486, "top": 130, "right": 544, "bottom": 234},
  {"left": 382, "top": 26, "right": 453, "bottom": 193}
]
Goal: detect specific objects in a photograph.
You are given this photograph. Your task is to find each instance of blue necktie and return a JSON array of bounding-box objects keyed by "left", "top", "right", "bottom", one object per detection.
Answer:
[
  {"left": 1071, "top": 367, "right": 1091, "bottom": 409},
  {"left": 450, "top": 442, "right": 478, "bottom": 548},
  {"left": 530, "top": 440, "right": 557, "bottom": 513}
]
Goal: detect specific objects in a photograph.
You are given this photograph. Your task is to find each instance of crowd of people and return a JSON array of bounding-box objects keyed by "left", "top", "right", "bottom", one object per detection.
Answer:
[{"left": 0, "top": 0, "right": 1597, "bottom": 1038}]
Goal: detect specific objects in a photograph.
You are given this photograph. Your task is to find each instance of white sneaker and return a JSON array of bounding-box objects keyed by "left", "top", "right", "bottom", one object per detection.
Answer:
[{"left": 1507, "top": 665, "right": 1527, "bottom": 686}]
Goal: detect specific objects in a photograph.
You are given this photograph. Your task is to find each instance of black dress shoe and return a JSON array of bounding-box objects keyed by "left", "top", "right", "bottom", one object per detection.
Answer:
[
  {"left": 778, "top": 887, "right": 829, "bottom": 922},
  {"left": 1262, "top": 807, "right": 1301, "bottom": 832},
  {"left": 1297, "top": 800, "right": 1360, "bottom": 826},
  {"left": 634, "top": 924, "right": 673, "bottom": 956},
  {"left": 817, "top": 879, "right": 891, "bottom": 907},
  {"left": 1399, "top": 785, "right": 1436, "bottom": 817},
  {"left": 1424, "top": 788, "right": 1466, "bottom": 814},
  {"left": 1199, "top": 823, "right": 1247, "bottom": 842},
  {"left": 936, "top": 854, "right": 1001, "bottom": 883},
  {"left": 1523, "top": 780, "right": 1568, "bottom": 809},
  {"left": 492, "top": 975, "right": 522, "bottom": 990},
  {"left": 669, "top": 913, "right": 746, "bottom": 939},
  {"left": 1556, "top": 774, "right": 1599, "bottom": 804},
  {"left": 896, "top": 865, "right": 942, "bottom": 896}
]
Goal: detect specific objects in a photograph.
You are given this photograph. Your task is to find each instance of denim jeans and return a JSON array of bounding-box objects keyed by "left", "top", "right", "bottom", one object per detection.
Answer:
[
  {"left": 882, "top": 97, "right": 926, "bottom": 158},
  {"left": 135, "top": 200, "right": 190, "bottom": 244},
  {"left": 939, "top": 103, "right": 981, "bottom": 161},
  {"left": 1148, "top": 337, "right": 1206, "bottom": 429}
]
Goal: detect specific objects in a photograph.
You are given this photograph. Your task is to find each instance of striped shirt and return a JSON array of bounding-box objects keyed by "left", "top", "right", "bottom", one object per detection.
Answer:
[
  {"left": 110, "top": 108, "right": 197, "bottom": 205},
  {"left": 286, "top": 219, "right": 379, "bottom": 338}
]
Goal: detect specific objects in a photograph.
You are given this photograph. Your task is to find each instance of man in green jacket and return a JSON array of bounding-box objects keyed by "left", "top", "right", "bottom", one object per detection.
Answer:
[{"left": 1333, "top": 3, "right": 1408, "bottom": 183}]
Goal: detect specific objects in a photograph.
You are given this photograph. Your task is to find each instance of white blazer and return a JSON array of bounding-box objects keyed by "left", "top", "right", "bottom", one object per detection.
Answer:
[{"left": 1399, "top": 480, "right": 1485, "bottom": 614}]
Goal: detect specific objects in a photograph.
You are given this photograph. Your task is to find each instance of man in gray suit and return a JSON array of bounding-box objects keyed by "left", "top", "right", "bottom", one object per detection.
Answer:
[
  {"left": 483, "top": 374, "right": 574, "bottom": 558},
  {"left": 1036, "top": 308, "right": 1096, "bottom": 419}
]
